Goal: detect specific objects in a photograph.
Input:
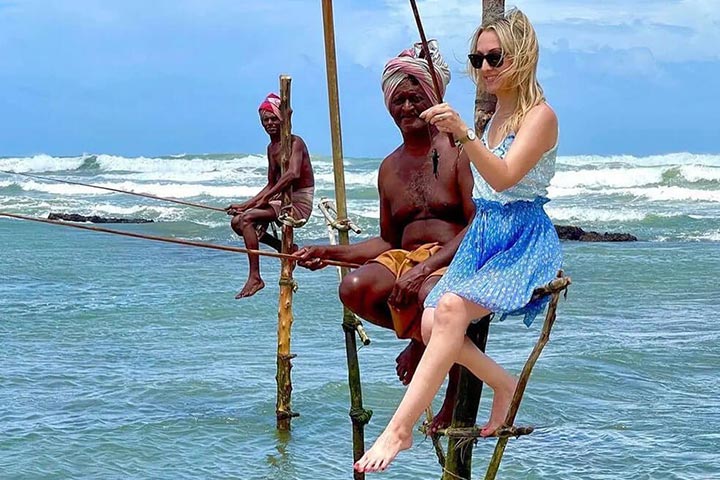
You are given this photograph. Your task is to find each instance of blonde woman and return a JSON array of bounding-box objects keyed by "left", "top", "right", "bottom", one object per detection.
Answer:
[{"left": 355, "top": 8, "right": 562, "bottom": 473}]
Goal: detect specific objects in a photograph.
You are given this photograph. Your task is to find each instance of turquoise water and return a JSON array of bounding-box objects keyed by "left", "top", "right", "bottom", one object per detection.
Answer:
[{"left": 1, "top": 153, "right": 719, "bottom": 479}]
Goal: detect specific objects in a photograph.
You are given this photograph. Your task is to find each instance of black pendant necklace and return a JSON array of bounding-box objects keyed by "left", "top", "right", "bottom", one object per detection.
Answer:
[{"left": 431, "top": 148, "right": 439, "bottom": 178}]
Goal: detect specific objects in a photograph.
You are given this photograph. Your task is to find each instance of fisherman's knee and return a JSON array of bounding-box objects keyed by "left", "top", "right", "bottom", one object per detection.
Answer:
[
  {"left": 339, "top": 272, "right": 365, "bottom": 311},
  {"left": 239, "top": 211, "right": 257, "bottom": 229},
  {"left": 230, "top": 214, "right": 243, "bottom": 231}
]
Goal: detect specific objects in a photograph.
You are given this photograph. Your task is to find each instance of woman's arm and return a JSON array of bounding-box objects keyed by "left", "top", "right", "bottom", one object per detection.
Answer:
[{"left": 421, "top": 103, "right": 557, "bottom": 192}]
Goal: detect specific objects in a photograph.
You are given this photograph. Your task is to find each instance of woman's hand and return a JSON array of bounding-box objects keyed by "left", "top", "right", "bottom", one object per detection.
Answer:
[{"left": 420, "top": 103, "right": 469, "bottom": 139}]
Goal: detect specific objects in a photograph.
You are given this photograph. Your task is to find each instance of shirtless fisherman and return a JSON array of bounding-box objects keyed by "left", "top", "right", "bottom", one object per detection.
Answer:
[
  {"left": 227, "top": 93, "right": 315, "bottom": 298},
  {"left": 295, "top": 42, "right": 474, "bottom": 430}
]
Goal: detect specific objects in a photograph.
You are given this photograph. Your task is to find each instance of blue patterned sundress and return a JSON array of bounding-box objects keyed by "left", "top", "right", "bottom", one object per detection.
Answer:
[{"left": 424, "top": 114, "right": 563, "bottom": 327}]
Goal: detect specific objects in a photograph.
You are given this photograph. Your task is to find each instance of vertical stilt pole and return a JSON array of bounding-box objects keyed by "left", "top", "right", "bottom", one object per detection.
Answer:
[
  {"left": 442, "top": 318, "right": 490, "bottom": 480},
  {"left": 276, "top": 75, "right": 298, "bottom": 431},
  {"left": 320, "top": 1, "right": 372, "bottom": 477},
  {"left": 474, "top": 0, "right": 505, "bottom": 132}
]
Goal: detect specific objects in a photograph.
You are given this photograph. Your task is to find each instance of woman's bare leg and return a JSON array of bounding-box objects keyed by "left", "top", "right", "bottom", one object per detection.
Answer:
[
  {"left": 355, "top": 293, "right": 518, "bottom": 472},
  {"left": 354, "top": 293, "right": 488, "bottom": 473},
  {"left": 422, "top": 306, "right": 517, "bottom": 436}
]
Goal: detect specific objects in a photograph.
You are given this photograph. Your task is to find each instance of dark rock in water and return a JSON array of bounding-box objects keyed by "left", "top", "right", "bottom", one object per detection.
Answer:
[
  {"left": 554, "top": 224, "right": 637, "bottom": 242},
  {"left": 48, "top": 213, "right": 154, "bottom": 224}
]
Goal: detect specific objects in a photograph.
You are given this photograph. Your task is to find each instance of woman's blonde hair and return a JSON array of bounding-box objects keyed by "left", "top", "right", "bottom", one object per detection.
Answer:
[{"left": 468, "top": 8, "right": 544, "bottom": 138}]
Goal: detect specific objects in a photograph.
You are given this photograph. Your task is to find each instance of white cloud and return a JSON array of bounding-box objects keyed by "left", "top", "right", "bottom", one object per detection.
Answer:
[{"left": 334, "top": 0, "right": 720, "bottom": 72}]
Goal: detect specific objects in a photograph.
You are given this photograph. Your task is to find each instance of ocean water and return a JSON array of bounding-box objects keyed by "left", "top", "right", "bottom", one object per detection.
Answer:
[{"left": 1, "top": 152, "right": 719, "bottom": 479}]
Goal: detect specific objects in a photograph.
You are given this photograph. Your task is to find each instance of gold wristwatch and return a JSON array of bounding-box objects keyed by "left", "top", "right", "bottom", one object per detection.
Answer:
[{"left": 457, "top": 128, "right": 477, "bottom": 145}]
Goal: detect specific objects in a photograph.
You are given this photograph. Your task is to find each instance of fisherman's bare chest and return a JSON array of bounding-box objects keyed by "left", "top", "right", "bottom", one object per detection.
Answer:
[{"left": 382, "top": 154, "right": 462, "bottom": 222}]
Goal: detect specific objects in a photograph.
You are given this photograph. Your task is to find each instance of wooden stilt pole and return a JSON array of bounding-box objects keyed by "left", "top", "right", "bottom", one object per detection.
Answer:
[
  {"left": 474, "top": 0, "right": 505, "bottom": 133},
  {"left": 320, "top": 1, "right": 372, "bottom": 477},
  {"left": 276, "top": 75, "right": 299, "bottom": 431},
  {"left": 441, "top": 318, "right": 490, "bottom": 480}
]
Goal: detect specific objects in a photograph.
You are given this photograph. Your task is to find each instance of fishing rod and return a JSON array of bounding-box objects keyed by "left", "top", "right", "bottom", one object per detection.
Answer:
[
  {"left": 0, "top": 169, "right": 226, "bottom": 212},
  {"left": 0, "top": 212, "right": 361, "bottom": 269},
  {"left": 408, "top": 0, "right": 455, "bottom": 177}
]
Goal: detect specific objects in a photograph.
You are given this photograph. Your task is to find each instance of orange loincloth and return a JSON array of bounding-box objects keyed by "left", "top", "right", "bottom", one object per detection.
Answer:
[{"left": 369, "top": 242, "right": 447, "bottom": 340}]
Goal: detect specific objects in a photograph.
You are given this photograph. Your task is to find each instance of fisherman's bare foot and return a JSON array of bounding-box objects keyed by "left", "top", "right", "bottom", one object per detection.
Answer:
[
  {"left": 354, "top": 427, "right": 412, "bottom": 473},
  {"left": 427, "top": 392, "right": 456, "bottom": 435},
  {"left": 480, "top": 376, "right": 518, "bottom": 437},
  {"left": 236, "top": 277, "right": 265, "bottom": 298},
  {"left": 395, "top": 340, "right": 425, "bottom": 385}
]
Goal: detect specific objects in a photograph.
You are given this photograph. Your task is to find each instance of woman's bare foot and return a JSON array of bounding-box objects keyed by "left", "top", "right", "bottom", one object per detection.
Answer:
[
  {"left": 354, "top": 427, "right": 413, "bottom": 473},
  {"left": 480, "top": 376, "right": 518, "bottom": 437},
  {"left": 236, "top": 276, "right": 265, "bottom": 299}
]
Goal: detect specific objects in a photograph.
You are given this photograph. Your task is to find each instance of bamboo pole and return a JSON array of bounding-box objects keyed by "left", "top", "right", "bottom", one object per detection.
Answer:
[
  {"left": 320, "top": 1, "right": 372, "bottom": 477},
  {"left": 0, "top": 212, "right": 359, "bottom": 269},
  {"left": 408, "top": 0, "right": 454, "bottom": 151},
  {"left": 276, "top": 75, "right": 299, "bottom": 431}
]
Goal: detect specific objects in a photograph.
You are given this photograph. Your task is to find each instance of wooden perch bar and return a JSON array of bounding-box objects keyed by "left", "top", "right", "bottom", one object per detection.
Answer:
[{"left": 438, "top": 425, "right": 534, "bottom": 439}]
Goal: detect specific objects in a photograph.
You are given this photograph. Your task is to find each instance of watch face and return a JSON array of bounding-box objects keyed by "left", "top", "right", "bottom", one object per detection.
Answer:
[{"left": 467, "top": 129, "right": 477, "bottom": 140}]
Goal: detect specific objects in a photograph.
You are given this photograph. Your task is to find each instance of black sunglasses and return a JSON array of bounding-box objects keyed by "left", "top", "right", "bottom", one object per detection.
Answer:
[{"left": 468, "top": 50, "right": 504, "bottom": 69}]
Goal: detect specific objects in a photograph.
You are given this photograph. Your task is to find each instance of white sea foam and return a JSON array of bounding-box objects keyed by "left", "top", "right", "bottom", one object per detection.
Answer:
[
  {"left": 551, "top": 167, "right": 666, "bottom": 189},
  {"left": 546, "top": 206, "right": 647, "bottom": 223},
  {"left": 0, "top": 154, "right": 88, "bottom": 173},
  {"left": 678, "top": 165, "right": 720, "bottom": 182},
  {"left": 100, "top": 169, "right": 263, "bottom": 183},
  {"left": 678, "top": 231, "right": 720, "bottom": 242},
  {"left": 558, "top": 152, "right": 720, "bottom": 168},
  {"left": 316, "top": 171, "right": 378, "bottom": 187},
  {"left": 547, "top": 185, "right": 720, "bottom": 203},
  {"left": 16, "top": 180, "right": 260, "bottom": 199},
  {"left": 94, "top": 154, "right": 268, "bottom": 173},
  {"left": 617, "top": 186, "right": 720, "bottom": 203}
]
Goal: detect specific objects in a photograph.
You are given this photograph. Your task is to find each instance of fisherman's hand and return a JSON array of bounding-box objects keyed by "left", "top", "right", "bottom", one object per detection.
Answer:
[
  {"left": 389, "top": 264, "right": 428, "bottom": 309},
  {"left": 294, "top": 246, "right": 329, "bottom": 271},
  {"left": 256, "top": 194, "right": 272, "bottom": 207},
  {"left": 420, "top": 103, "right": 468, "bottom": 139},
  {"left": 226, "top": 203, "right": 245, "bottom": 216}
]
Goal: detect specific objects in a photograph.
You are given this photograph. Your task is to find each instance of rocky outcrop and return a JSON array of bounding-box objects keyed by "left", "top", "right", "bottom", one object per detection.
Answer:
[
  {"left": 48, "top": 213, "right": 154, "bottom": 224},
  {"left": 555, "top": 225, "right": 637, "bottom": 242}
]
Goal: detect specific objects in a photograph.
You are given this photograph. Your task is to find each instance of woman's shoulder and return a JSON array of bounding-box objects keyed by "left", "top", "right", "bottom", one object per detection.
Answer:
[
  {"left": 525, "top": 102, "right": 557, "bottom": 127},
  {"left": 518, "top": 102, "right": 558, "bottom": 150}
]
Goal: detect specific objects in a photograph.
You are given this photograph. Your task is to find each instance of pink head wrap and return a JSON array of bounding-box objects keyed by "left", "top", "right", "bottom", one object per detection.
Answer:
[
  {"left": 381, "top": 40, "right": 451, "bottom": 110},
  {"left": 258, "top": 93, "right": 282, "bottom": 120}
]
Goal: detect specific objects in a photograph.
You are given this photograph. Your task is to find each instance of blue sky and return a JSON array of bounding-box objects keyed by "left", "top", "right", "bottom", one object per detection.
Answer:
[{"left": 0, "top": 0, "right": 718, "bottom": 158}]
